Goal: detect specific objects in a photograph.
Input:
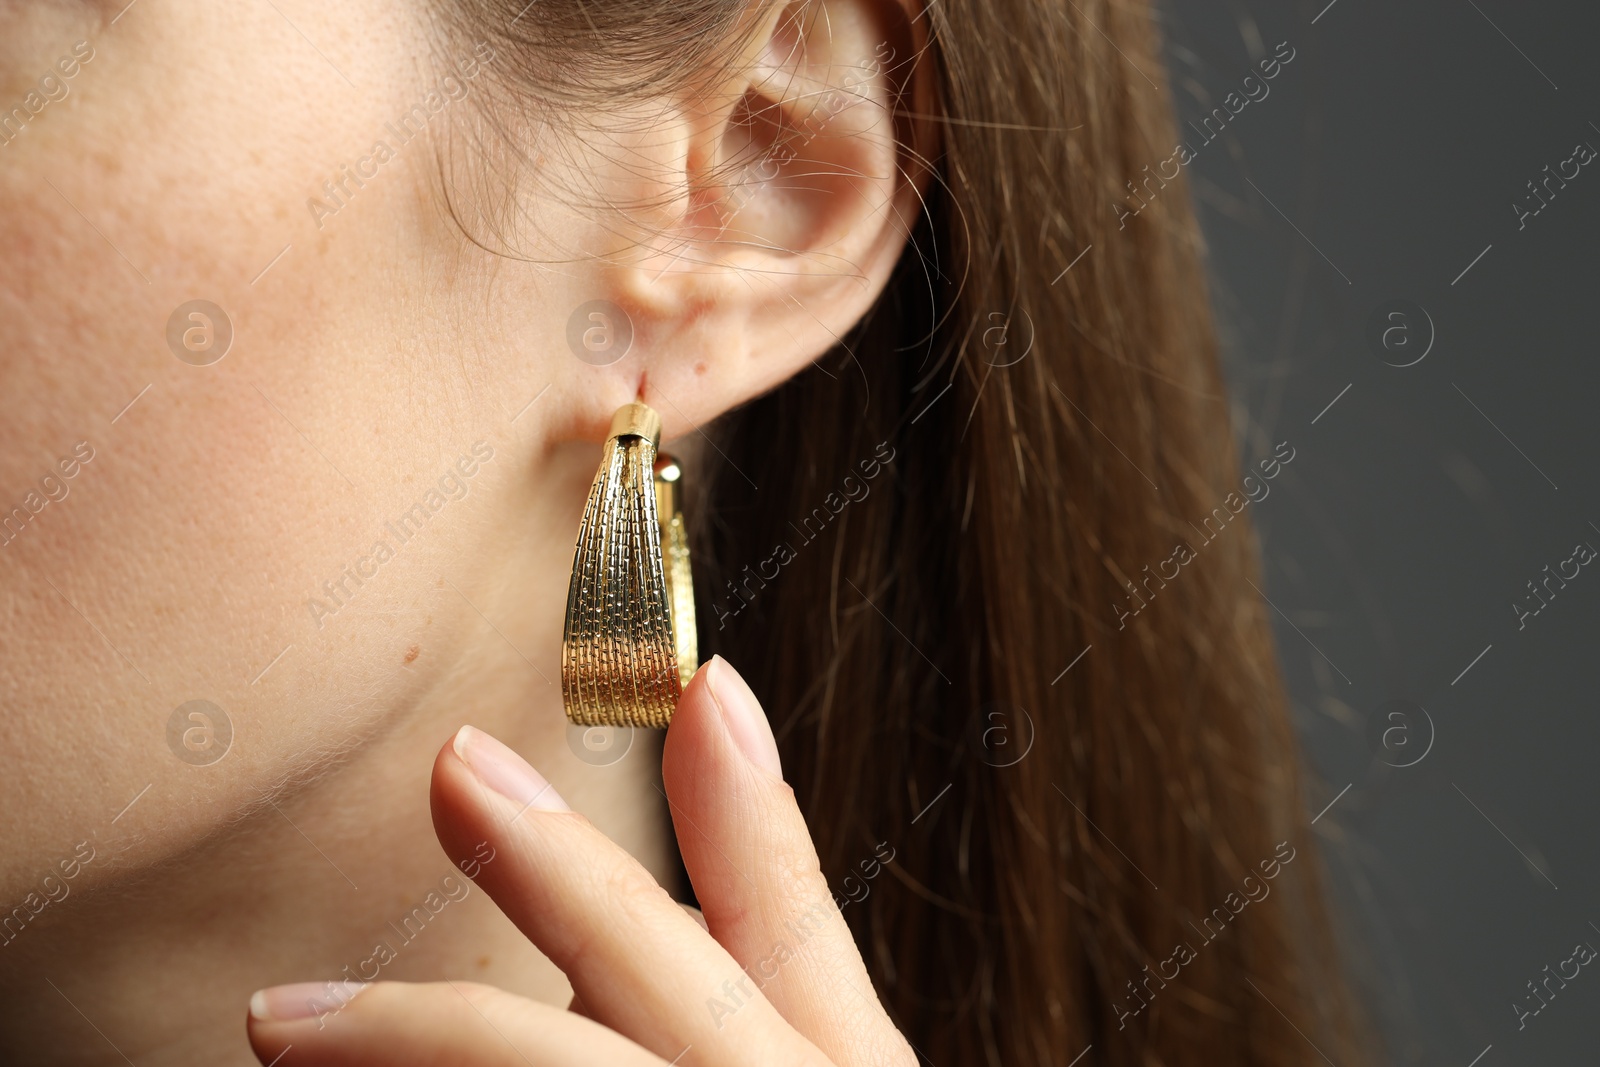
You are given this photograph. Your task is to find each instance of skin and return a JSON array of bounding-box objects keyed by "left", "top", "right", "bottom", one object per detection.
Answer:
[
  {"left": 252, "top": 659, "right": 918, "bottom": 1065},
  {"left": 0, "top": 0, "right": 930, "bottom": 1062}
]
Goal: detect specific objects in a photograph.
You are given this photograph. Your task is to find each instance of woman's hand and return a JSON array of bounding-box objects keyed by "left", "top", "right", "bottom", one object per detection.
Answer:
[{"left": 245, "top": 656, "right": 917, "bottom": 1066}]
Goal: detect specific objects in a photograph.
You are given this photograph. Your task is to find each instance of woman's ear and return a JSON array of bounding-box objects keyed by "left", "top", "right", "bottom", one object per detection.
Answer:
[{"left": 563, "top": 0, "right": 935, "bottom": 435}]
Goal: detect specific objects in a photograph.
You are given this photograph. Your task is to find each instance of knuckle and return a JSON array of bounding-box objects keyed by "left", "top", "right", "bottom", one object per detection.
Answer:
[
  {"left": 604, "top": 861, "right": 675, "bottom": 928},
  {"left": 759, "top": 838, "right": 829, "bottom": 904},
  {"left": 546, "top": 861, "right": 672, "bottom": 972}
]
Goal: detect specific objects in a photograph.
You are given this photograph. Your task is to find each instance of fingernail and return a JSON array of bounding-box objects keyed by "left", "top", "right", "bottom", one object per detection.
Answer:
[
  {"left": 453, "top": 725, "right": 570, "bottom": 812},
  {"left": 249, "top": 981, "right": 367, "bottom": 1022},
  {"left": 706, "top": 655, "right": 783, "bottom": 780}
]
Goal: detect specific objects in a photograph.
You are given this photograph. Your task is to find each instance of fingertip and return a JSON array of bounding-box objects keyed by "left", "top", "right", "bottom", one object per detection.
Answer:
[
  {"left": 663, "top": 661, "right": 721, "bottom": 793},
  {"left": 664, "top": 658, "right": 719, "bottom": 753},
  {"left": 676, "top": 657, "right": 718, "bottom": 714},
  {"left": 429, "top": 727, "right": 470, "bottom": 823},
  {"left": 664, "top": 656, "right": 787, "bottom": 830},
  {"left": 244, "top": 981, "right": 369, "bottom": 1065},
  {"left": 703, "top": 656, "right": 783, "bottom": 781},
  {"left": 428, "top": 726, "right": 497, "bottom": 879},
  {"left": 431, "top": 724, "right": 472, "bottom": 794},
  {"left": 249, "top": 981, "right": 369, "bottom": 1023}
]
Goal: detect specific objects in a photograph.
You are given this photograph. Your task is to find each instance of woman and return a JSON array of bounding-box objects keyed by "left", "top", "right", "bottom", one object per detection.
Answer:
[{"left": 0, "top": 0, "right": 1364, "bottom": 1063}]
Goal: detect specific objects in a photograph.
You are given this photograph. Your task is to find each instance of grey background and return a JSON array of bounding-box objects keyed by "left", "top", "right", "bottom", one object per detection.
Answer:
[{"left": 1156, "top": 0, "right": 1600, "bottom": 1063}]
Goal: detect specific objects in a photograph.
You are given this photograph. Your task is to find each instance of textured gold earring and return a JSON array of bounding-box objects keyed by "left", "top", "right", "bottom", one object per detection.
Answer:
[{"left": 562, "top": 401, "right": 698, "bottom": 728}]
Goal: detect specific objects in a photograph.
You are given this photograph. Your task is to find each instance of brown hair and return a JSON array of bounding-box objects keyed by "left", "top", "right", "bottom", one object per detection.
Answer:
[{"left": 445, "top": 0, "right": 1367, "bottom": 1062}]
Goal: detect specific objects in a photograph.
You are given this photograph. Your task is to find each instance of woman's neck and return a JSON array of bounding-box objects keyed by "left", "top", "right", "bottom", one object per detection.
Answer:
[{"left": 0, "top": 444, "right": 679, "bottom": 1066}]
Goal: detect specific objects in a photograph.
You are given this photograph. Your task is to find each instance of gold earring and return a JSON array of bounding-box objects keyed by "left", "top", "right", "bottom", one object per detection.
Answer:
[{"left": 562, "top": 401, "right": 698, "bottom": 728}]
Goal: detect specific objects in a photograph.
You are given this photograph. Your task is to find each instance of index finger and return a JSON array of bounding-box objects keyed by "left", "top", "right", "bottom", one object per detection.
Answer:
[{"left": 429, "top": 724, "right": 830, "bottom": 1067}]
